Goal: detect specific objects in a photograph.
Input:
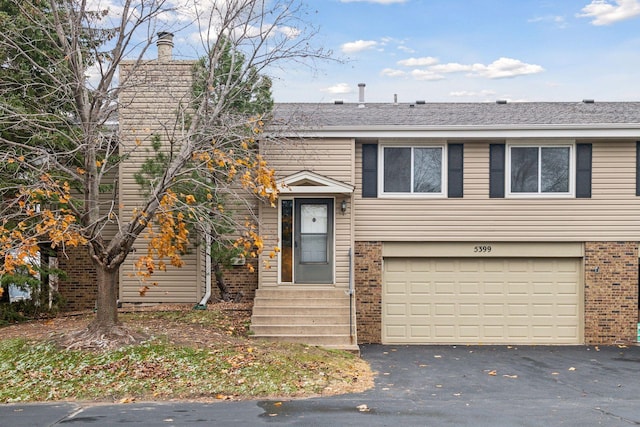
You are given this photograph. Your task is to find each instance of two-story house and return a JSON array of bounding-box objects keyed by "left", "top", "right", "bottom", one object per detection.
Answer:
[{"left": 59, "top": 34, "right": 640, "bottom": 351}]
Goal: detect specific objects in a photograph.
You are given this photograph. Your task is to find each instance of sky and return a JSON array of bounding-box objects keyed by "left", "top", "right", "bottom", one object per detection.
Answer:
[{"left": 260, "top": 0, "right": 640, "bottom": 103}]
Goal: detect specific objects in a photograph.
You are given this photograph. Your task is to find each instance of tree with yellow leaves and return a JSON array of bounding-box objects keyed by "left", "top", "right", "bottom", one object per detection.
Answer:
[{"left": 0, "top": 0, "right": 331, "bottom": 344}]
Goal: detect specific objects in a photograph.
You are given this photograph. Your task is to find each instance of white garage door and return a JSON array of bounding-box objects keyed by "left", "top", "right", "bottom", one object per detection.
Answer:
[{"left": 383, "top": 258, "right": 582, "bottom": 344}]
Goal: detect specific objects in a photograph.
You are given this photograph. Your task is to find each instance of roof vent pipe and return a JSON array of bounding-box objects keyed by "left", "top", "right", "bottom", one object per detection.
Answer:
[
  {"left": 157, "top": 32, "right": 174, "bottom": 62},
  {"left": 394, "top": 94, "right": 398, "bottom": 104},
  {"left": 358, "top": 83, "right": 366, "bottom": 108}
]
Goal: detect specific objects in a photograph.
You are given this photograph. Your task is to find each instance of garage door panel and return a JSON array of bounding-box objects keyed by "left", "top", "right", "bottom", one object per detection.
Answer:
[
  {"left": 382, "top": 257, "right": 582, "bottom": 344},
  {"left": 459, "top": 304, "right": 480, "bottom": 316},
  {"left": 409, "top": 325, "right": 430, "bottom": 338},
  {"left": 386, "top": 303, "right": 407, "bottom": 316},
  {"left": 483, "top": 282, "right": 505, "bottom": 295},
  {"left": 410, "top": 304, "right": 429, "bottom": 315}
]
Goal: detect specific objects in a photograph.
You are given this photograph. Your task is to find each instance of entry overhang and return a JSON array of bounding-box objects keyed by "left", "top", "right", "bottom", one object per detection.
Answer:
[{"left": 278, "top": 170, "right": 354, "bottom": 195}]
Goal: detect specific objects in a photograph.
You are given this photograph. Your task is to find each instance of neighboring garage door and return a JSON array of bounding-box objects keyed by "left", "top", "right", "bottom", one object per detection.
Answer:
[{"left": 383, "top": 257, "right": 582, "bottom": 345}]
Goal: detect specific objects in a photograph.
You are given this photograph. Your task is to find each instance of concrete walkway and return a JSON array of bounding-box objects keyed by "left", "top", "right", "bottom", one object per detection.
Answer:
[{"left": 3, "top": 344, "right": 640, "bottom": 426}]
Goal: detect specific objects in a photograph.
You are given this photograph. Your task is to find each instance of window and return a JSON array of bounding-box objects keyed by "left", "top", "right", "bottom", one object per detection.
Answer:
[
  {"left": 508, "top": 145, "right": 573, "bottom": 196},
  {"left": 381, "top": 145, "right": 444, "bottom": 195}
]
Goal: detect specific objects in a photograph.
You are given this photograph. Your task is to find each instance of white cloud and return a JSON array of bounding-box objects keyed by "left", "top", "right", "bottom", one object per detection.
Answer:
[
  {"left": 577, "top": 0, "right": 640, "bottom": 25},
  {"left": 430, "top": 62, "right": 473, "bottom": 73},
  {"left": 276, "top": 25, "right": 301, "bottom": 39},
  {"left": 341, "top": 40, "right": 379, "bottom": 53},
  {"left": 469, "top": 57, "right": 544, "bottom": 79},
  {"left": 322, "top": 83, "right": 353, "bottom": 94},
  {"left": 381, "top": 68, "right": 406, "bottom": 77},
  {"left": 410, "top": 69, "right": 445, "bottom": 81},
  {"left": 397, "top": 45, "right": 415, "bottom": 54},
  {"left": 339, "top": 0, "right": 407, "bottom": 4},
  {"left": 528, "top": 15, "right": 568, "bottom": 28},
  {"left": 397, "top": 56, "right": 439, "bottom": 67},
  {"left": 450, "top": 90, "right": 496, "bottom": 97}
]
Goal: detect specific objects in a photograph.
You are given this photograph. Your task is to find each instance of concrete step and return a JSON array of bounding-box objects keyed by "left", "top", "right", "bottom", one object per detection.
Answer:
[
  {"left": 252, "top": 334, "right": 357, "bottom": 347},
  {"left": 250, "top": 287, "right": 357, "bottom": 352},
  {"left": 252, "top": 306, "right": 350, "bottom": 316},
  {"left": 253, "top": 297, "right": 349, "bottom": 307},
  {"left": 251, "top": 314, "right": 351, "bottom": 326},
  {"left": 250, "top": 324, "right": 351, "bottom": 335},
  {"left": 254, "top": 288, "right": 348, "bottom": 299}
]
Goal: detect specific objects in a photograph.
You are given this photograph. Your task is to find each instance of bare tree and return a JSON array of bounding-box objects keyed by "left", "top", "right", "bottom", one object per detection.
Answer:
[{"left": 0, "top": 0, "right": 331, "bottom": 345}]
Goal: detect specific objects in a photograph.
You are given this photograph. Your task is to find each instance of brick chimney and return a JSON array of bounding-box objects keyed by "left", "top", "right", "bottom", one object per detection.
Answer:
[{"left": 157, "top": 32, "right": 174, "bottom": 62}]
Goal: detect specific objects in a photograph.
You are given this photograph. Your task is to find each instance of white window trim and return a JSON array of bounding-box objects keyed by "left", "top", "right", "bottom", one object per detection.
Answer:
[
  {"left": 506, "top": 142, "right": 575, "bottom": 198},
  {"left": 378, "top": 143, "right": 447, "bottom": 198}
]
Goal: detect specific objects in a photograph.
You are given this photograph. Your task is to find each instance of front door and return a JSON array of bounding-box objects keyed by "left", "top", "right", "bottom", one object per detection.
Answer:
[{"left": 294, "top": 198, "right": 334, "bottom": 283}]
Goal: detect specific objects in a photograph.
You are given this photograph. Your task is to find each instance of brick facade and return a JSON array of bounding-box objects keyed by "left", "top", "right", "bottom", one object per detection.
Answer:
[
  {"left": 584, "top": 241, "right": 638, "bottom": 344},
  {"left": 213, "top": 259, "right": 259, "bottom": 303},
  {"left": 56, "top": 246, "right": 98, "bottom": 311},
  {"left": 354, "top": 241, "right": 383, "bottom": 343}
]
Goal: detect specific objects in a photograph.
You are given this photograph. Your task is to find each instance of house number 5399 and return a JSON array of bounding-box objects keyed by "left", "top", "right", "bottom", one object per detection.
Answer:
[{"left": 473, "top": 245, "right": 492, "bottom": 253}]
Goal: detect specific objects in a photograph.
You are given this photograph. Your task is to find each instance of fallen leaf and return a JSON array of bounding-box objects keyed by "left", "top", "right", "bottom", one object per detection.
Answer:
[
  {"left": 488, "top": 370, "right": 497, "bottom": 376},
  {"left": 273, "top": 402, "right": 282, "bottom": 407},
  {"left": 434, "top": 355, "right": 442, "bottom": 358},
  {"left": 551, "top": 372, "right": 559, "bottom": 376},
  {"left": 568, "top": 367, "right": 576, "bottom": 371},
  {"left": 119, "top": 397, "right": 135, "bottom": 404},
  {"left": 503, "top": 374, "right": 518, "bottom": 379},
  {"left": 357, "top": 404, "right": 370, "bottom": 412}
]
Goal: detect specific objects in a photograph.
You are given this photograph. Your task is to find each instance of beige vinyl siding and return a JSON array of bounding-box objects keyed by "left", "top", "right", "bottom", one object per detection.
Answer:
[
  {"left": 118, "top": 60, "right": 203, "bottom": 303},
  {"left": 262, "top": 138, "right": 355, "bottom": 184},
  {"left": 259, "top": 138, "right": 355, "bottom": 289},
  {"left": 355, "top": 140, "right": 640, "bottom": 241}
]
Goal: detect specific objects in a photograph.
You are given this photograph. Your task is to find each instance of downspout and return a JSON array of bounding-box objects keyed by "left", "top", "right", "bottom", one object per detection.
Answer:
[
  {"left": 348, "top": 247, "right": 354, "bottom": 344},
  {"left": 194, "top": 228, "right": 212, "bottom": 310}
]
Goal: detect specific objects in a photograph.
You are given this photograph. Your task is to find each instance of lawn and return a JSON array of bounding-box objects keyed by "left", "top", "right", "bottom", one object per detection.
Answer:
[{"left": 0, "top": 304, "right": 372, "bottom": 403}]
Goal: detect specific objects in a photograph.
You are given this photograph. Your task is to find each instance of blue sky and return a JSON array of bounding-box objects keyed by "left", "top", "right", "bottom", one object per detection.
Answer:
[{"left": 266, "top": 0, "right": 640, "bottom": 103}]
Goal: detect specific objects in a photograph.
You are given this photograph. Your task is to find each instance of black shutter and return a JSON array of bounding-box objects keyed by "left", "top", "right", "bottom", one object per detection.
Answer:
[
  {"left": 362, "top": 143, "right": 378, "bottom": 198},
  {"left": 636, "top": 142, "right": 640, "bottom": 196},
  {"left": 489, "top": 144, "right": 505, "bottom": 198},
  {"left": 447, "top": 143, "right": 464, "bottom": 198},
  {"left": 575, "top": 143, "right": 592, "bottom": 198}
]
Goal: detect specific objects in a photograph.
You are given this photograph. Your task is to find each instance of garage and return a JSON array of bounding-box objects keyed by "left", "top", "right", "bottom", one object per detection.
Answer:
[{"left": 382, "top": 243, "right": 584, "bottom": 345}]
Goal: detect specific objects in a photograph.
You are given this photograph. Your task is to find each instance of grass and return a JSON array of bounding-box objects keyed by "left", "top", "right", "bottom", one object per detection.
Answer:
[{"left": 0, "top": 307, "right": 371, "bottom": 403}]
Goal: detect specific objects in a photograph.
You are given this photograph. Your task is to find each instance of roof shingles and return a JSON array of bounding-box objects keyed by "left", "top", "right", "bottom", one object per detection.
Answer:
[{"left": 273, "top": 102, "right": 640, "bottom": 128}]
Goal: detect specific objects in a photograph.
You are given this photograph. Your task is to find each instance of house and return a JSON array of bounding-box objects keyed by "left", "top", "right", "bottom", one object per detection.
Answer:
[{"left": 58, "top": 34, "right": 640, "bottom": 350}]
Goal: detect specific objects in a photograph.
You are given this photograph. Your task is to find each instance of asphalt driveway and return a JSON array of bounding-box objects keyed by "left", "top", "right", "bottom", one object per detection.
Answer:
[{"left": 3, "top": 344, "right": 640, "bottom": 426}]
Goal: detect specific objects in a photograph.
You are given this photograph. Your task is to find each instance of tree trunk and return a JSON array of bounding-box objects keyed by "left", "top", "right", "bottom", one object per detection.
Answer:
[
  {"left": 214, "top": 262, "right": 231, "bottom": 302},
  {"left": 91, "top": 265, "right": 119, "bottom": 329}
]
